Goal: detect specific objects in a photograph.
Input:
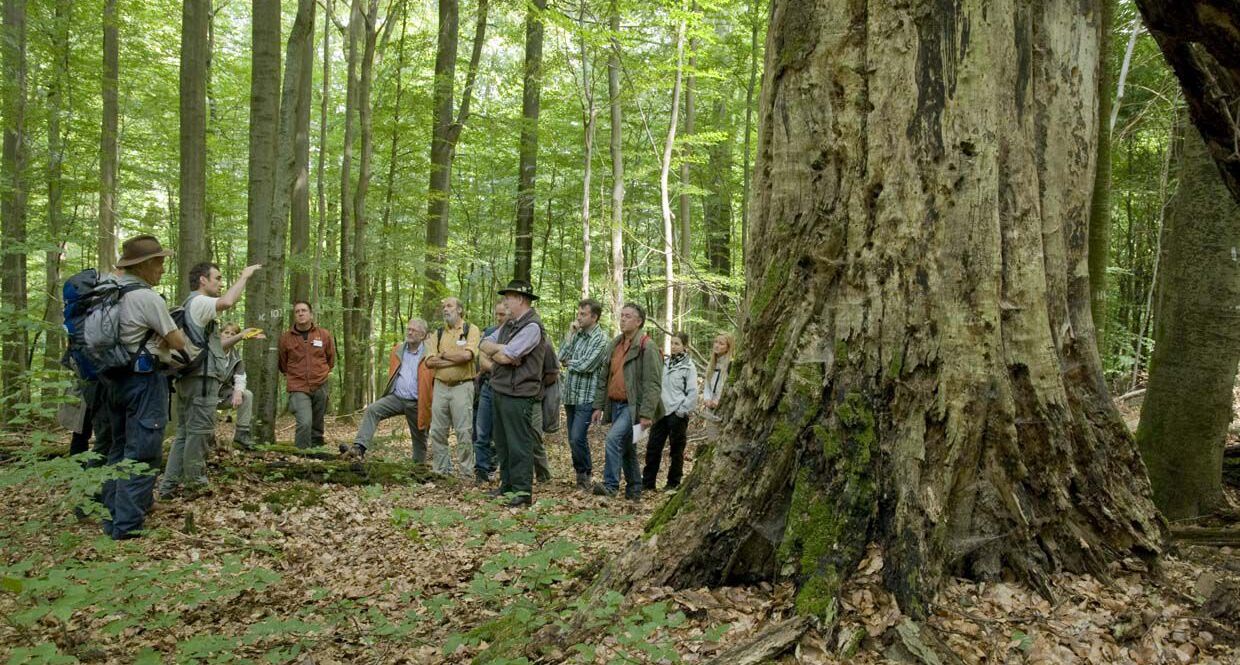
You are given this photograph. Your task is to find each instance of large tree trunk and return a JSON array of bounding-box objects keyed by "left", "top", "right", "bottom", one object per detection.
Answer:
[
  {"left": 244, "top": 0, "right": 282, "bottom": 445},
  {"left": 424, "top": 0, "right": 488, "bottom": 316},
  {"left": 597, "top": 0, "right": 1163, "bottom": 625},
  {"left": 1087, "top": 0, "right": 1113, "bottom": 352},
  {"left": 703, "top": 98, "right": 732, "bottom": 301},
  {"left": 1133, "top": 1, "right": 1240, "bottom": 207},
  {"left": 1, "top": 0, "right": 27, "bottom": 413},
  {"left": 98, "top": 0, "right": 117, "bottom": 272},
  {"left": 1135, "top": 116, "right": 1240, "bottom": 520},
  {"left": 513, "top": 0, "right": 547, "bottom": 284},
  {"left": 288, "top": 0, "right": 315, "bottom": 306},
  {"left": 313, "top": 0, "right": 332, "bottom": 306},
  {"left": 607, "top": 0, "right": 624, "bottom": 327},
  {"left": 179, "top": 0, "right": 210, "bottom": 301}
]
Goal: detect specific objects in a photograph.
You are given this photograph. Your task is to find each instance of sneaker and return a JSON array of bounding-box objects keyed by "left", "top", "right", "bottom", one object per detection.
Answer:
[
  {"left": 575, "top": 472, "right": 591, "bottom": 491},
  {"left": 591, "top": 483, "right": 617, "bottom": 497}
]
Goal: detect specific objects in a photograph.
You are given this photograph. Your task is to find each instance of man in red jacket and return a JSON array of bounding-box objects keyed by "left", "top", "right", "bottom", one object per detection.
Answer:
[{"left": 278, "top": 301, "right": 336, "bottom": 449}]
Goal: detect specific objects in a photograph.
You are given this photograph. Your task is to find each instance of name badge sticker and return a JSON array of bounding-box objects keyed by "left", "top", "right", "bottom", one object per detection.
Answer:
[
  {"left": 456, "top": 339, "right": 467, "bottom": 346},
  {"left": 312, "top": 339, "right": 324, "bottom": 348}
]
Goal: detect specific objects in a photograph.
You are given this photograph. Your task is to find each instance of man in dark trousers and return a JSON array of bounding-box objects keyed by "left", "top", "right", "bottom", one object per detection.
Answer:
[
  {"left": 278, "top": 301, "right": 336, "bottom": 449},
  {"left": 478, "top": 280, "right": 547, "bottom": 507}
]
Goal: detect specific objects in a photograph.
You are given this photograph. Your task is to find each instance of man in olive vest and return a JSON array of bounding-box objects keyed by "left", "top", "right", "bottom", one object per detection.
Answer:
[
  {"left": 158, "top": 261, "right": 261, "bottom": 499},
  {"left": 478, "top": 280, "right": 547, "bottom": 507}
]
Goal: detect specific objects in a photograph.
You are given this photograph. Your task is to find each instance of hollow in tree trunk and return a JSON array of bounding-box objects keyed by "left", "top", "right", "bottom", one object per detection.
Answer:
[{"left": 595, "top": 0, "right": 1164, "bottom": 624}]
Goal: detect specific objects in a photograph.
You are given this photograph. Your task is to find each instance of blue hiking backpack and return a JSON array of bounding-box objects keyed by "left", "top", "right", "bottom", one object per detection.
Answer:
[{"left": 61, "top": 269, "right": 149, "bottom": 380}]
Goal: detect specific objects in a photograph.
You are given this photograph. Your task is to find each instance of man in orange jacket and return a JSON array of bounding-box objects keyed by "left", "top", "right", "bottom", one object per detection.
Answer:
[{"left": 342, "top": 318, "right": 430, "bottom": 460}]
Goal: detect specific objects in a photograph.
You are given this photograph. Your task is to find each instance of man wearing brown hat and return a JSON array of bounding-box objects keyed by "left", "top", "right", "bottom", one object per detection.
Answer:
[
  {"left": 478, "top": 279, "right": 547, "bottom": 507},
  {"left": 101, "top": 234, "right": 188, "bottom": 539}
]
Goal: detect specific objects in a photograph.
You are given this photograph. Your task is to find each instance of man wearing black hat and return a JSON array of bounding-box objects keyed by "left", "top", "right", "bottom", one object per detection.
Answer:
[
  {"left": 478, "top": 279, "right": 547, "bottom": 507},
  {"left": 103, "top": 234, "right": 188, "bottom": 539}
]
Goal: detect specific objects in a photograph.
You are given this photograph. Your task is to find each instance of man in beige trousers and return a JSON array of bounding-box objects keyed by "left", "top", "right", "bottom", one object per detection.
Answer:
[{"left": 424, "top": 297, "right": 481, "bottom": 477}]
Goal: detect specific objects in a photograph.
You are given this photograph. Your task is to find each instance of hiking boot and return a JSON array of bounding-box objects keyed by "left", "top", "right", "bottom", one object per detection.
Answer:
[
  {"left": 474, "top": 469, "right": 490, "bottom": 484},
  {"left": 505, "top": 494, "right": 532, "bottom": 508},
  {"left": 233, "top": 428, "right": 253, "bottom": 449},
  {"left": 341, "top": 443, "right": 365, "bottom": 460},
  {"left": 487, "top": 487, "right": 506, "bottom": 498},
  {"left": 624, "top": 489, "right": 642, "bottom": 502},
  {"left": 575, "top": 472, "right": 591, "bottom": 491},
  {"left": 591, "top": 482, "right": 616, "bottom": 497}
]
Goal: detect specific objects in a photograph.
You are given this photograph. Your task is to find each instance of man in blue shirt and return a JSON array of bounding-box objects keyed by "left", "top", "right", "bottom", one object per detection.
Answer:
[{"left": 344, "top": 318, "right": 429, "bottom": 460}]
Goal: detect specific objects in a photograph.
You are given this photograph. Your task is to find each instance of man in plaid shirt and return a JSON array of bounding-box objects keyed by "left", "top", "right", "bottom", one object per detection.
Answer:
[{"left": 560, "top": 298, "right": 609, "bottom": 490}]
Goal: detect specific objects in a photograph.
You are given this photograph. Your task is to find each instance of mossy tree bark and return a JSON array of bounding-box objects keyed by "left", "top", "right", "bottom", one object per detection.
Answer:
[
  {"left": 1135, "top": 116, "right": 1240, "bottom": 520},
  {"left": 596, "top": 0, "right": 1164, "bottom": 623}
]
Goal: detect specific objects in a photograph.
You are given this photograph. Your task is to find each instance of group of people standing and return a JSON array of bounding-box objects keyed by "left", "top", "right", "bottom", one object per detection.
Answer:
[{"left": 70, "top": 233, "right": 736, "bottom": 539}]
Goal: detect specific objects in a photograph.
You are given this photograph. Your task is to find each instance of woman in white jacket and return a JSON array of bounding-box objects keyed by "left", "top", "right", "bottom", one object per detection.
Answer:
[{"left": 642, "top": 331, "right": 697, "bottom": 490}]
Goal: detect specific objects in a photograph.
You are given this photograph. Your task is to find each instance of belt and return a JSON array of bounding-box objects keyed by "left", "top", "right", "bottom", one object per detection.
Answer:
[{"left": 435, "top": 377, "right": 472, "bottom": 387}]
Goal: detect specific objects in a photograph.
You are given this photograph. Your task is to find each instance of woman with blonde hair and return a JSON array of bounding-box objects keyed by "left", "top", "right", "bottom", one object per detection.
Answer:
[{"left": 701, "top": 333, "right": 734, "bottom": 423}]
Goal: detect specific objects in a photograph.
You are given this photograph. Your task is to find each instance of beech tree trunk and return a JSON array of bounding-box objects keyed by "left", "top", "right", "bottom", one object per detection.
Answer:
[
  {"left": 607, "top": 0, "right": 624, "bottom": 327},
  {"left": 313, "top": 0, "right": 332, "bottom": 306},
  {"left": 42, "top": 0, "right": 70, "bottom": 373},
  {"left": 288, "top": 0, "right": 315, "bottom": 305},
  {"left": 677, "top": 18, "right": 695, "bottom": 327},
  {"left": 1087, "top": 0, "right": 1113, "bottom": 351},
  {"left": 424, "top": 0, "right": 488, "bottom": 315},
  {"left": 98, "top": 0, "right": 117, "bottom": 272},
  {"left": 577, "top": 0, "right": 595, "bottom": 300},
  {"left": 244, "top": 0, "right": 282, "bottom": 444},
  {"left": 596, "top": 0, "right": 1163, "bottom": 624},
  {"left": 1135, "top": 116, "right": 1240, "bottom": 520},
  {"left": 339, "top": 0, "right": 361, "bottom": 413},
  {"left": 1, "top": 0, "right": 27, "bottom": 412},
  {"left": 659, "top": 15, "right": 686, "bottom": 353},
  {"left": 703, "top": 99, "right": 732, "bottom": 298},
  {"left": 1134, "top": 1, "right": 1240, "bottom": 206},
  {"left": 739, "top": 0, "right": 758, "bottom": 263},
  {"left": 179, "top": 0, "right": 210, "bottom": 301},
  {"left": 513, "top": 0, "right": 547, "bottom": 284}
]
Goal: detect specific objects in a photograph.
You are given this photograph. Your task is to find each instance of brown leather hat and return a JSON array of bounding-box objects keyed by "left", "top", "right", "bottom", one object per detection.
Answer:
[{"left": 115, "top": 234, "right": 174, "bottom": 267}]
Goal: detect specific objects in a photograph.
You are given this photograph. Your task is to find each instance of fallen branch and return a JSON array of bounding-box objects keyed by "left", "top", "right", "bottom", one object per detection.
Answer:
[
  {"left": 702, "top": 616, "right": 810, "bottom": 665},
  {"left": 1170, "top": 526, "right": 1240, "bottom": 547},
  {"left": 225, "top": 459, "right": 437, "bottom": 486}
]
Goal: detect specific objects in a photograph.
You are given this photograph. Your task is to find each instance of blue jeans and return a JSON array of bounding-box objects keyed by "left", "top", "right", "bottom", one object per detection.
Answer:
[
  {"left": 564, "top": 402, "right": 594, "bottom": 475},
  {"left": 602, "top": 401, "right": 640, "bottom": 495},
  {"left": 102, "top": 370, "right": 169, "bottom": 539},
  {"left": 473, "top": 381, "right": 495, "bottom": 477}
]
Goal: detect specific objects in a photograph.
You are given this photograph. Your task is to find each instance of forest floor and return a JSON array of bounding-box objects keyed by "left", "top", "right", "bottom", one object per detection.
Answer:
[{"left": 1, "top": 403, "right": 1239, "bottom": 664}]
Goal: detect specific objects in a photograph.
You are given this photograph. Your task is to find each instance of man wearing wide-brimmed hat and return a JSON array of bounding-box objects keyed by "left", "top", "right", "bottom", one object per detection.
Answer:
[
  {"left": 478, "top": 279, "right": 547, "bottom": 507},
  {"left": 101, "top": 234, "right": 188, "bottom": 540}
]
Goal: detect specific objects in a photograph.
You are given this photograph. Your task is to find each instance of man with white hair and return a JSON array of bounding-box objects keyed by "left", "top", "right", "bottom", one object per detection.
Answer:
[
  {"left": 343, "top": 318, "right": 430, "bottom": 460},
  {"left": 424, "top": 297, "right": 481, "bottom": 476}
]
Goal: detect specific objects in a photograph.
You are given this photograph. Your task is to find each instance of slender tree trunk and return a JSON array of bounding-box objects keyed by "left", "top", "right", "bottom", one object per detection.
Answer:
[
  {"left": 659, "top": 15, "right": 686, "bottom": 353},
  {"left": 1, "top": 0, "right": 26, "bottom": 411},
  {"left": 98, "top": 0, "right": 118, "bottom": 272},
  {"left": 339, "top": 0, "right": 361, "bottom": 412},
  {"left": 379, "top": 0, "right": 407, "bottom": 316},
  {"left": 607, "top": 0, "right": 624, "bottom": 328},
  {"left": 424, "top": 0, "right": 488, "bottom": 315},
  {"left": 1087, "top": 0, "right": 1112, "bottom": 352},
  {"left": 593, "top": 0, "right": 1163, "bottom": 630},
  {"left": 288, "top": 0, "right": 316, "bottom": 305},
  {"left": 513, "top": 0, "right": 547, "bottom": 283},
  {"left": 179, "top": 0, "right": 210, "bottom": 301},
  {"left": 1136, "top": 115, "right": 1239, "bottom": 520},
  {"left": 313, "top": 0, "right": 332, "bottom": 306},
  {"left": 677, "top": 14, "right": 695, "bottom": 327},
  {"left": 740, "top": 0, "right": 758, "bottom": 265},
  {"left": 703, "top": 98, "right": 732, "bottom": 302},
  {"left": 42, "top": 0, "right": 70, "bottom": 373},
  {"left": 244, "top": 0, "right": 282, "bottom": 444},
  {"left": 577, "top": 0, "right": 595, "bottom": 300}
]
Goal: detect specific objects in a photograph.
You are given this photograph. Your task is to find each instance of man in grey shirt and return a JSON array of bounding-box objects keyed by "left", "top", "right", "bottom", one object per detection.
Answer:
[{"left": 100, "top": 235, "right": 187, "bottom": 540}]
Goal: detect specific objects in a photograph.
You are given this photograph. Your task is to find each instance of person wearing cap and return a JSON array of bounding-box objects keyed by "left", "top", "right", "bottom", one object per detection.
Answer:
[
  {"left": 478, "top": 279, "right": 547, "bottom": 507},
  {"left": 157, "top": 261, "right": 262, "bottom": 500},
  {"left": 278, "top": 301, "right": 336, "bottom": 449},
  {"left": 100, "top": 234, "right": 188, "bottom": 539},
  {"left": 423, "top": 297, "right": 482, "bottom": 477}
]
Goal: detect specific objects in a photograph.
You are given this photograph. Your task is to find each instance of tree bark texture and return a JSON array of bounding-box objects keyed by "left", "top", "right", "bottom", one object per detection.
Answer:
[
  {"left": 596, "top": 0, "right": 1163, "bottom": 623},
  {"left": 1, "top": 0, "right": 27, "bottom": 410},
  {"left": 704, "top": 98, "right": 732, "bottom": 280},
  {"left": 677, "top": 22, "right": 695, "bottom": 326},
  {"left": 338, "top": 0, "right": 361, "bottom": 413},
  {"left": 1135, "top": 116, "right": 1240, "bottom": 520},
  {"left": 607, "top": 0, "right": 624, "bottom": 327},
  {"left": 244, "top": 0, "right": 282, "bottom": 444},
  {"left": 1133, "top": 1, "right": 1240, "bottom": 206},
  {"left": 1087, "top": 0, "right": 1113, "bottom": 352},
  {"left": 739, "top": 0, "right": 759, "bottom": 264},
  {"left": 424, "top": 0, "right": 488, "bottom": 316},
  {"left": 660, "top": 15, "right": 686, "bottom": 353},
  {"left": 42, "top": 0, "right": 70, "bottom": 372},
  {"left": 313, "top": 0, "right": 332, "bottom": 306},
  {"left": 288, "top": 0, "right": 315, "bottom": 305},
  {"left": 513, "top": 0, "right": 547, "bottom": 284},
  {"left": 178, "top": 0, "right": 210, "bottom": 301},
  {"left": 98, "top": 0, "right": 117, "bottom": 272}
]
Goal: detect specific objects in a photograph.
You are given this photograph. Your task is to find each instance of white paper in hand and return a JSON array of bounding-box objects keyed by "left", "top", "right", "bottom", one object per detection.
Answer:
[{"left": 632, "top": 423, "right": 649, "bottom": 444}]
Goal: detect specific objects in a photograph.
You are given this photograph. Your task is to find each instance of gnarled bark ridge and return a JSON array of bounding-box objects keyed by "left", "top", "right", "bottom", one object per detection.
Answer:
[{"left": 597, "top": 0, "right": 1164, "bottom": 622}]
